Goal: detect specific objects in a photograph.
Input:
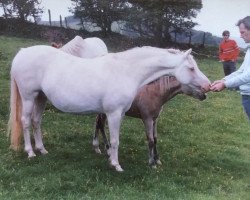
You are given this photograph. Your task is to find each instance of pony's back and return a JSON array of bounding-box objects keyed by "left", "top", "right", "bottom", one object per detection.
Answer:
[{"left": 61, "top": 36, "right": 108, "bottom": 58}]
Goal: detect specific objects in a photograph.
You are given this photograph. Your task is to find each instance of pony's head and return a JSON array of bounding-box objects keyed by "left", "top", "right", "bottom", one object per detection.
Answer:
[{"left": 173, "top": 49, "right": 210, "bottom": 99}]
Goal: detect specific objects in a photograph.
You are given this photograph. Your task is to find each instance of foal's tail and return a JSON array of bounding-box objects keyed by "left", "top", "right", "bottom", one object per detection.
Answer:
[{"left": 7, "top": 76, "right": 22, "bottom": 151}]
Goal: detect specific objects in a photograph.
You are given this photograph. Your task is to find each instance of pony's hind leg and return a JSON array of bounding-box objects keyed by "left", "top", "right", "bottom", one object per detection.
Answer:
[
  {"left": 21, "top": 98, "right": 36, "bottom": 158},
  {"left": 93, "top": 114, "right": 110, "bottom": 154},
  {"left": 93, "top": 114, "right": 103, "bottom": 154},
  {"left": 100, "top": 114, "right": 110, "bottom": 152},
  {"left": 32, "top": 92, "right": 48, "bottom": 155}
]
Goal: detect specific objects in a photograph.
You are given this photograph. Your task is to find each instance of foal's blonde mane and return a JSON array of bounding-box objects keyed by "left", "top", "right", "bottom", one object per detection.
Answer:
[{"left": 149, "top": 76, "right": 179, "bottom": 94}]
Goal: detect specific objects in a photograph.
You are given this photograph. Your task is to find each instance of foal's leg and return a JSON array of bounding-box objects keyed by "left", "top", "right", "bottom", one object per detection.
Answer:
[
  {"left": 21, "top": 98, "right": 36, "bottom": 158},
  {"left": 99, "top": 114, "right": 110, "bottom": 153},
  {"left": 32, "top": 92, "right": 48, "bottom": 155},
  {"left": 106, "top": 111, "right": 123, "bottom": 172},
  {"left": 153, "top": 120, "right": 162, "bottom": 165},
  {"left": 143, "top": 118, "right": 156, "bottom": 167},
  {"left": 93, "top": 114, "right": 110, "bottom": 154}
]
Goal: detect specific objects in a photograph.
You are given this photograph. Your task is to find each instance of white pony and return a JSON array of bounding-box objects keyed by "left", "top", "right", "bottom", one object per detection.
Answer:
[
  {"left": 60, "top": 35, "right": 108, "bottom": 57},
  {"left": 9, "top": 45, "right": 210, "bottom": 171},
  {"left": 9, "top": 35, "right": 108, "bottom": 154}
]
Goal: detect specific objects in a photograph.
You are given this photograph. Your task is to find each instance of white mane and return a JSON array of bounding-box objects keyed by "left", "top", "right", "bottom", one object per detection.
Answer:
[{"left": 114, "top": 46, "right": 184, "bottom": 66}]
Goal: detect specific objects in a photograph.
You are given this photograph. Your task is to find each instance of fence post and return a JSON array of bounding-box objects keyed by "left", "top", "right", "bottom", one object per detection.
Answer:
[
  {"left": 201, "top": 32, "right": 206, "bottom": 48},
  {"left": 48, "top": 9, "right": 51, "bottom": 26},
  {"left": 60, "top": 15, "right": 62, "bottom": 27},
  {"left": 65, "top": 17, "right": 68, "bottom": 28},
  {"left": 188, "top": 31, "right": 192, "bottom": 47}
]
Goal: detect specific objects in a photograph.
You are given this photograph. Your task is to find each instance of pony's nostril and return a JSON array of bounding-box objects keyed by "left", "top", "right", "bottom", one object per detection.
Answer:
[{"left": 201, "top": 84, "right": 210, "bottom": 92}]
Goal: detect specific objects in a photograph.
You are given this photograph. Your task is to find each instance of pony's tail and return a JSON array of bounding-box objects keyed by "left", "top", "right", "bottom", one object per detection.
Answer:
[{"left": 7, "top": 76, "right": 22, "bottom": 151}]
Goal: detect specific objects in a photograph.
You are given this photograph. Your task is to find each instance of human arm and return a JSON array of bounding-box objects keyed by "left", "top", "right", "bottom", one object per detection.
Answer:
[
  {"left": 219, "top": 44, "right": 223, "bottom": 61},
  {"left": 224, "top": 50, "right": 250, "bottom": 88},
  {"left": 232, "top": 40, "right": 240, "bottom": 62}
]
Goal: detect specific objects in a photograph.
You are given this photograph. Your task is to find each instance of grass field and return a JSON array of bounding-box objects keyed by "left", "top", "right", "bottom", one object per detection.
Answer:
[{"left": 0, "top": 35, "right": 249, "bottom": 200}]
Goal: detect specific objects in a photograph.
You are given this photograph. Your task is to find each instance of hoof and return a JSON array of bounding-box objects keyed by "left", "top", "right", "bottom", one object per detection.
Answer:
[
  {"left": 115, "top": 165, "right": 124, "bottom": 172},
  {"left": 151, "top": 164, "right": 157, "bottom": 169},
  {"left": 109, "top": 161, "right": 124, "bottom": 172},
  {"left": 94, "top": 147, "right": 102, "bottom": 154},
  {"left": 28, "top": 152, "right": 36, "bottom": 158},
  {"left": 40, "top": 149, "right": 48, "bottom": 155},
  {"left": 107, "top": 149, "right": 111, "bottom": 156},
  {"left": 35, "top": 147, "right": 48, "bottom": 155},
  {"left": 156, "top": 159, "right": 162, "bottom": 165}
]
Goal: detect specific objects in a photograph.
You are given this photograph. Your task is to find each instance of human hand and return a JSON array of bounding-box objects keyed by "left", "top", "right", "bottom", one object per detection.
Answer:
[
  {"left": 210, "top": 80, "right": 225, "bottom": 92},
  {"left": 210, "top": 80, "right": 224, "bottom": 87}
]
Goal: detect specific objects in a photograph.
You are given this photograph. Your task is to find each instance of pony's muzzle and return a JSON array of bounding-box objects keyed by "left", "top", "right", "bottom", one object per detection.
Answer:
[{"left": 201, "top": 83, "right": 211, "bottom": 93}]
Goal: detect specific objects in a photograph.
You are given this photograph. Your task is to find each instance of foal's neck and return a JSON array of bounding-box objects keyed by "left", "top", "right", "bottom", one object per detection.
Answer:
[{"left": 159, "top": 76, "right": 182, "bottom": 104}]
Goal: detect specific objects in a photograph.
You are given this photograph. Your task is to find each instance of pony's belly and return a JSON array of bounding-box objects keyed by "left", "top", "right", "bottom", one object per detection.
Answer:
[
  {"left": 50, "top": 102, "right": 103, "bottom": 114},
  {"left": 46, "top": 94, "right": 103, "bottom": 114}
]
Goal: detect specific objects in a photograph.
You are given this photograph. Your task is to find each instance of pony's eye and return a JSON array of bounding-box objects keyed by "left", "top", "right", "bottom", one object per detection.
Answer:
[{"left": 189, "top": 67, "right": 194, "bottom": 71}]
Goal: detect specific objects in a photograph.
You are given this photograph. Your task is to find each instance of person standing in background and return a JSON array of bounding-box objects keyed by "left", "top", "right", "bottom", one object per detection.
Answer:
[{"left": 219, "top": 30, "right": 240, "bottom": 76}]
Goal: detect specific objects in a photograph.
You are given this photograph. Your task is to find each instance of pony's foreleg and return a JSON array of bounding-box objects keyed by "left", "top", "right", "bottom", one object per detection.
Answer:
[
  {"left": 93, "top": 114, "right": 110, "bottom": 154},
  {"left": 21, "top": 99, "right": 36, "bottom": 158},
  {"left": 143, "top": 118, "right": 156, "bottom": 167},
  {"left": 107, "top": 111, "right": 123, "bottom": 172},
  {"left": 153, "top": 120, "right": 162, "bottom": 166},
  {"left": 32, "top": 92, "right": 48, "bottom": 155}
]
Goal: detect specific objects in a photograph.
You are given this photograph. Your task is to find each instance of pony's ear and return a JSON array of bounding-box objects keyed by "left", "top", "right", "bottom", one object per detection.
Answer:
[{"left": 184, "top": 48, "right": 192, "bottom": 57}]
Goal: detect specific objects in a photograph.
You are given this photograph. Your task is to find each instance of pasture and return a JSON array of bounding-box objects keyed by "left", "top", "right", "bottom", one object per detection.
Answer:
[{"left": 0, "top": 36, "right": 249, "bottom": 200}]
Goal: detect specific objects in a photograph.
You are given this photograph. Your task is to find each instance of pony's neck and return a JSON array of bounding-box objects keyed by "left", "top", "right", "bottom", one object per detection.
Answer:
[{"left": 115, "top": 47, "right": 178, "bottom": 88}]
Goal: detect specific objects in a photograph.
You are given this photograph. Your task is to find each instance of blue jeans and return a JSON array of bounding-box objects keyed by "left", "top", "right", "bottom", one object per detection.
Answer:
[{"left": 242, "top": 95, "right": 250, "bottom": 121}]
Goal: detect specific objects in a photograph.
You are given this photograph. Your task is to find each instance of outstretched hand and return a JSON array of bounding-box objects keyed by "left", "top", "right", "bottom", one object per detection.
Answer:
[{"left": 210, "top": 80, "right": 225, "bottom": 92}]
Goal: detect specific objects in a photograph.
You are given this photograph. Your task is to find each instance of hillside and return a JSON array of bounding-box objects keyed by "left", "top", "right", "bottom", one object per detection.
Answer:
[{"left": 39, "top": 16, "right": 223, "bottom": 47}]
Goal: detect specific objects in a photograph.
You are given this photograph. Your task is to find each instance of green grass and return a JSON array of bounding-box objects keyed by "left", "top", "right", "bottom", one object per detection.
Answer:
[{"left": 0, "top": 35, "right": 249, "bottom": 200}]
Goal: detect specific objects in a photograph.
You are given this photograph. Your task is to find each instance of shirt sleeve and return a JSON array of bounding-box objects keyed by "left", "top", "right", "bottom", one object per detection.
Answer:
[
  {"left": 224, "top": 50, "right": 250, "bottom": 88},
  {"left": 232, "top": 41, "right": 240, "bottom": 60}
]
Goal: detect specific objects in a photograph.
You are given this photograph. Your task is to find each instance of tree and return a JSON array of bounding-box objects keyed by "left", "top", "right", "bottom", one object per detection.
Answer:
[
  {"left": 70, "top": 0, "right": 129, "bottom": 36},
  {"left": 0, "top": 0, "right": 43, "bottom": 22},
  {"left": 0, "top": 0, "right": 12, "bottom": 18},
  {"left": 69, "top": 0, "right": 202, "bottom": 42},
  {"left": 126, "top": 0, "right": 202, "bottom": 44}
]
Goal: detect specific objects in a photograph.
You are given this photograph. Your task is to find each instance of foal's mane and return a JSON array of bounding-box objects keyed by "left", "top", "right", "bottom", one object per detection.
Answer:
[{"left": 149, "top": 76, "right": 179, "bottom": 94}]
